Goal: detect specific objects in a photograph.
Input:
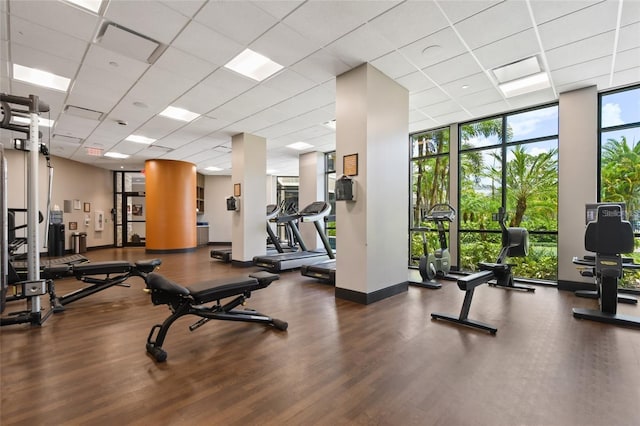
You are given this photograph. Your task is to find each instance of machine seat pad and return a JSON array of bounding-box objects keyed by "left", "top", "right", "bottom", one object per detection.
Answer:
[
  {"left": 146, "top": 272, "right": 190, "bottom": 295},
  {"left": 43, "top": 264, "right": 72, "bottom": 275},
  {"left": 187, "top": 276, "right": 263, "bottom": 304},
  {"left": 135, "top": 258, "right": 162, "bottom": 272},
  {"left": 73, "top": 261, "right": 132, "bottom": 277}
]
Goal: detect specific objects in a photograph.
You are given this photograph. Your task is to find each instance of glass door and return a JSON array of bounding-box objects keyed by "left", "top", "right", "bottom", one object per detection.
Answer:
[{"left": 114, "top": 171, "right": 146, "bottom": 247}]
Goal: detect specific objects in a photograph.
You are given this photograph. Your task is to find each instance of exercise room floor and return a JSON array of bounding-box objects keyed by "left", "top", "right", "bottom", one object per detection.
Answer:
[{"left": 2, "top": 246, "right": 639, "bottom": 425}]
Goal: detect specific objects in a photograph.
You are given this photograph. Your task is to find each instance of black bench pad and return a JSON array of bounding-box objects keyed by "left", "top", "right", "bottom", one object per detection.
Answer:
[
  {"left": 188, "top": 277, "right": 263, "bottom": 304},
  {"left": 73, "top": 261, "right": 133, "bottom": 277}
]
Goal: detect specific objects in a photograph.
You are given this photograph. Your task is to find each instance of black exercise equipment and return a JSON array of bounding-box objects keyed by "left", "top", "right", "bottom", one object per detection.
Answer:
[
  {"left": 144, "top": 270, "right": 287, "bottom": 362},
  {"left": 410, "top": 203, "right": 456, "bottom": 289},
  {"left": 431, "top": 208, "right": 534, "bottom": 334},
  {"left": 572, "top": 204, "right": 640, "bottom": 328},
  {"left": 53, "top": 259, "right": 161, "bottom": 308}
]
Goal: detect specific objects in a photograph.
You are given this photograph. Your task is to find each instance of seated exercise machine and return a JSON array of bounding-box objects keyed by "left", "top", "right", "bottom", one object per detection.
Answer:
[
  {"left": 410, "top": 203, "right": 456, "bottom": 289},
  {"left": 572, "top": 204, "right": 640, "bottom": 328},
  {"left": 431, "top": 208, "right": 534, "bottom": 334},
  {"left": 144, "top": 270, "right": 287, "bottom": 362}
]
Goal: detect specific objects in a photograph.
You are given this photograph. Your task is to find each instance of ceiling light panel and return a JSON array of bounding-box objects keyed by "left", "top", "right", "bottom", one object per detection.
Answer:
[
  {"left": 159, "top": 106, "right": 200, "bottom": 122},
  {"left": 12, "top": 116, "right": 55, "bottom": 127},
  {"left": 224, "top": 48, "right": 283, "bottom": 81},
  {"left": 498, "top": 72, "right": 550, "bottom": 98},
  {"left": 287, "top": 142, "right": 313, "bottom": 150},
  {"left": 13, "top": 64, "right": 71, "bottom": 92},
  {"left": 125, "top": 134, "right": 156, "bottom": 144},
  {"left": 492, "top": 56, "right": 542, "bottom": 83},
  {"left": 64, "top": 0, "right": 102, "bottom": 13},
  {"left": 104, "top": 151, "right": 129, "bottom": 159}
]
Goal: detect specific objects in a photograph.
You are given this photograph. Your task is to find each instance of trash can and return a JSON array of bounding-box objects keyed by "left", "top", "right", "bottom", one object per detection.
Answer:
[{"left": 71, "top": 232, "right": 87, "bottom": 254}]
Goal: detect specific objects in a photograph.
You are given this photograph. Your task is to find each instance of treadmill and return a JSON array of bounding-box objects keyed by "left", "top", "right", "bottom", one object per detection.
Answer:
[
  {"left": 300, "top": 258, "right": 336, "bottom": 284},
  {"left": 253, "top": 201, "right": 335, "bottom": 272},
  {"left": 210, "top": 204, "right": 297, "bottom": 262}
]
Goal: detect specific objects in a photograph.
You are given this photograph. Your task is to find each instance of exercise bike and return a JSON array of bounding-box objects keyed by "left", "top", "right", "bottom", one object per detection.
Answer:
[{"left": 410, "top": 203, "right": 456, "bottom": 289}]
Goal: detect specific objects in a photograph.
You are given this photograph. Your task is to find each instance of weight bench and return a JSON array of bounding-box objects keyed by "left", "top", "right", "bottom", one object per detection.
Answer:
[
  {"left": 52, "top": 259, "right": 161, "bottom": 308},
  {"left": 145, "top": 271, "right": 287, "bottom": 362}
]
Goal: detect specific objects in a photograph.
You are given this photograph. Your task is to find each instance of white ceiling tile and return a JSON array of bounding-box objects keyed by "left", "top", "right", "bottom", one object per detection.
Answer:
[
  {"left": 454, "top": 1, "right": 532, "bottom": 50},
  {"left": 621, "top": 0, "right": 640, "bottom": 25},
  {"left": 104, "top": 0, "right": 189, "bottom": 45},
  {"left": 433, "top": 110, "right": 473, "bottom": 126},
  {"left": 289, "top": 49, "right": 351, "bottom": 84},
  {"left": 506, "top": 88, "right": 557, "bottom": 109},
  {"left": 251, "top": 0, "right": 304, "bottom": 20},
  {"left": 546, "top": 31, "right": 615, "bottom": 71},
  {"left": 472, "top": 28, "right": 540, "bottom": 70},
  {"left": 283, "top": 0, "right": 397, "bottom": 47},
  {"left": 618, "top": 22, "right": 640, "bottom": 52},
  {"left": 53, "top": 114, "right": 99, "bottom": 139},
  {"left": 467, "top": 99, "right": 510, "bottom": 119},
  {"left": 153, "top": 47, "right": 217, "bottom": 82},
  {"left": 458, "top": 87, "right": 504, "bottom": 108},
  {"left": 398, "top": 27, "right": 468, "bottom": 70},
  {"left": 82, "top": 44, "right": 150, "bottom": 79},
  {"left": 556, "top": 75, "right": 609, "bottom": 94},
  {"left": 611, "top": 67, "right": 640, "bottom": 88},
  {"left": 441, "top": 73, "right": 496, "bottom": 99},
  {"left": 409, "top": 118, "right": 440, "bottom": 133},
  {"left": 10, "top": 15, "right": 88, "bottom": 63},
  {"left": 160, "top": 0, "right": 207, "bottom": 18},
  {"left": 194, "top": 1, "right": 278, "bottom": 45},
  {"left": 250, "top": 23, "right": 320, "bottom": 67},
  {"left": 325, "top": 23, "right": 395, "bottom": 68},
  {"left": 9, "top": 0, "right": 99, "bottom": 41},
  {"left": 126, "top": 67, "right": 198, "bottom": 113},
  {"left": 530, "top": 0, "right": 603, "bottom": 25},
  {"left": 368, "top": 1, "right": 446, "bottom": 48},
  {"left": 538, "top": 2, "right": 619, "bottom": 50},
  {"left": 370, "top": 51, "right": 417, "bottom": 79},
  {"left": 423, "top": 53, "right": 483, "bottom": 86},
  {"left": 133, "top": 115, "right": 186, "bottom": 140},
  {"left": 262, "top": 69, "right": 317, "bottom": 98},
  {"left": 11, "top": 43, "right": 79, "bottom": 80},
  {"left": 615, "top": 48, "right": 640, "bottom": 73},
  {"left": 271, "top": 84, "right": 334, "bottom": 117},
  {"left": 410, "top": 87, "right": 450, "bottom": 109},
  {"left": 550, "top": 56, "right": 612, "bottom": 88},
  {"left": 420, "top": 99, "right": 463, "bottom": 118},
  {"left": 436, "top": 0, "right": 502, "bottom": 24},
  {"left": 396, "top": 71, "right": 436, "bottom": 92},
  {"left": 172, "top": 21, "right": 243, "bottom": 66}
]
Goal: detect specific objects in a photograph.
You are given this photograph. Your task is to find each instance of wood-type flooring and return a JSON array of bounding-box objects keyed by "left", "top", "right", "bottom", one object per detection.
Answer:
[{"left": 1, "top": 246, "right": 639, "bottom": 425}]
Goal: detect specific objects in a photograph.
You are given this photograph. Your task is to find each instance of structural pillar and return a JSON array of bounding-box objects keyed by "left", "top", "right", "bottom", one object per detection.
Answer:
[
  {"left": 335, "top": 63, "right": 409, "bottom": 304},
  {"left": 298, "top": 151, "right": 326, "bottom": 249},
  {"left": 231, "top": 132, "right": 267, "bottom": 265},
  {"left": 145, "top": 159, "right": 197, "bottom": 253}
]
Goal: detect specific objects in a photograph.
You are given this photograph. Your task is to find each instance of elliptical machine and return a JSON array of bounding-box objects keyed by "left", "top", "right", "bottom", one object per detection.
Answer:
[{"left": 410, "top": 203, "right": 456, "bottom": 289}]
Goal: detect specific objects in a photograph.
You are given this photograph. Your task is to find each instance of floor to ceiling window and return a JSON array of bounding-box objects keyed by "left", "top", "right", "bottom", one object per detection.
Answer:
[
  {"left": 409, "top": 127, "right": 450, "bottom": 267},
  {"left": 458, "top": 104, "right": 559, "bottom": 281},
  {"left": 599, "top": 85, "right": 640, "bottom": 290}
]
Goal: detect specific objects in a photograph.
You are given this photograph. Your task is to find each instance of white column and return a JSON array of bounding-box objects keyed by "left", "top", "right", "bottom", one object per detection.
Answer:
[
  {"left": 231, "top": 133, "right": 267, "bottom": 264},
  {"left": 298, "top": 151, "right": 326, "bottom": 249},
  {"left": 557, "top": 86, "right": 598, "bottom": 286},
  {"left": 335, "top": 63, "right": 409, "bottom": 304}
]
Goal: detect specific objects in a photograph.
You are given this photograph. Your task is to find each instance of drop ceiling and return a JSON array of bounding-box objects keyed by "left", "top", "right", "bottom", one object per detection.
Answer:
[{"left": 1, "top": 0, "right": 638, "bottom": 176}]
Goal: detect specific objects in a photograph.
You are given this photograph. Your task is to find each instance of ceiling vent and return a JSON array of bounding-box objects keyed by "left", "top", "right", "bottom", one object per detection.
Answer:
[
  {"left": 64, "top": 105, "right": 104, "bottom": 121},
  {"left": 96, "top": 21, "right": 165, "bottom": 64},
  {"left": 52, "top": 134, "right": 83, "bottom": 144}
]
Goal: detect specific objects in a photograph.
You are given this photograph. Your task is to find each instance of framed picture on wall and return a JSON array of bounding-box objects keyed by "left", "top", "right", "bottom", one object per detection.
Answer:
[
  {"left": 69, "top": 221, "right": 77, "bottom": 230},
  {"left": 83, "top": 202, "right": 91, "bottom": 212},
  {"left": 132, "top": 204, "right": 143, "bottom": 216}
]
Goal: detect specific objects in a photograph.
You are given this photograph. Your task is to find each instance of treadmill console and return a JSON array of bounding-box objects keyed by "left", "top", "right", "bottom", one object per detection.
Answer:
[{"left": 299, "top": 202, "right": 331, "bottom": 222}]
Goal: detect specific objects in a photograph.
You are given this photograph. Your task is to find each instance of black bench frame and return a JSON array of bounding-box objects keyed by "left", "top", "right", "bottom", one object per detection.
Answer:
[{"left": 145, "top": 271, "right": 287, "bottom": 362}]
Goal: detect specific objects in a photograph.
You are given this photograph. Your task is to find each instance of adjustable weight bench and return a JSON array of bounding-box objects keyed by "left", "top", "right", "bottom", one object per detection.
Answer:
[
  {"left": 52, "top": 259, "right": 161, "bottom": 308},
  {"left": 145, "top": 271, "right": 287, "bottom": 362}
]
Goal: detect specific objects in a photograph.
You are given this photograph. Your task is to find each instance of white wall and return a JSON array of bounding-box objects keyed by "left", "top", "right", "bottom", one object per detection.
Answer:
[
  {"left": 203, "top": 175, "right": 232, "bottom": 243},
  {"left": 298, "top": 151, "right": 325, "bottom": 249},
  {"left": 6, "top": 150, "right": 113, "bottom": 251}
]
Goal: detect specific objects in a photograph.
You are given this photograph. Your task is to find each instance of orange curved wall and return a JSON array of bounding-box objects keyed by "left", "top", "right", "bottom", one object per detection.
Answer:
[{"left": 145, "top": 159, "right": 197, "bottom": 252}]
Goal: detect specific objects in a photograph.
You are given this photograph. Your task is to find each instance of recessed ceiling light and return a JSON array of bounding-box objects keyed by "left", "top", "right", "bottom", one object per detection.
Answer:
[
  {"left": 498, "top": 72, "right": 550, "bottom": 98},
  {"left": 104, "top": 152, "right": 130, "bottom": 159},
  {"left": 133, "top": 101, "right": 148, "bottom": 108},
  {"left": 287, "top": 142, "right": 313, "bottom": 151},
  {"left": 125, "top": 134, "right": 156, "bottom": 144},
  {"left": 493, "top": 56, "right": 541, "bottom": 84},
  {"left": 462, "top": 85, "right": 469, "bottom": 90},
  {"left": 205, "top": 166, "right": 223, "bottom": 171},
  {"left": 12, "top": 116, "right": 55, "bottom": 127},
  {"left": 224, "top": 48, "right": 283, "bottom": 81},
  {"left": 324, "top": 120, "right": 336, "bottom": 130},
  {"left": 13, "top": 64, "right": 70, "bottom": 92},
  {"left": 63, "top": 0, "right": 102, "bottom": 13},
  {"left": 159, "top": 106, "right": 200, "bottom": 122},
  {"left": 421, "top": 45, "right": 442, "bottom": 56}
]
